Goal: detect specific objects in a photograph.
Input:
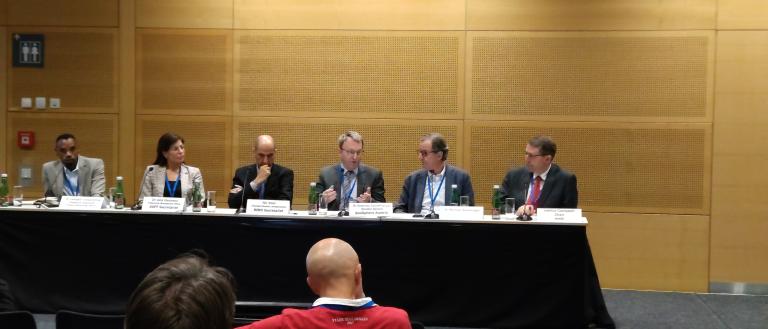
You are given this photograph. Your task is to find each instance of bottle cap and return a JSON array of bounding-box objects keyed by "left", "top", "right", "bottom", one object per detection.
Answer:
[
  {"left": 493, "top": 185, "right": 500, "bottom": 189},
  {"left": 116, "top": 176, "right": 124, "bottom": 180},
  {"left": 310, "top": 182, "right": 316, "bottom": 186},
  {"left": 1, "top": 173, "right": 7, "bottom": 178},
  {"left": 451, "top": 184, "right": 458, "bottom": 188}
]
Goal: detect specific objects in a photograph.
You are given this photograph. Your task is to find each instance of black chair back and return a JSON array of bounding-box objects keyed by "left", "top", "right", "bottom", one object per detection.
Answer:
[
  {"left": 55, "top": 310, "right": 124, "bottom": 329},
  {"left": 0, "top": 311, "right": 37, "bottom": 329}
]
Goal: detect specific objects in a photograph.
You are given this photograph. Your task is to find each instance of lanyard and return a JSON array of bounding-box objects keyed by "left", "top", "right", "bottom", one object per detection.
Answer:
[
  {"left": 165, "top": 174, "right": 180, "bottom": 197},
  {"left": 62, "top": 168, "right": 79, "bottom": 196},
  {"left": 426, "top": 173, "right": 446, "bottom": 209}
]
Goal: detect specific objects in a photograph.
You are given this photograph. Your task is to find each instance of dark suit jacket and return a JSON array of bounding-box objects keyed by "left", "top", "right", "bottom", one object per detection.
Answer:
[
  {"left": 316, "top": 163, "right": 385, "bottom": 211},
  {"left": 500, "top": 163, "right": 578, "bottom": 210},
  {"left": 393, "top": 164, "right": 474, "bottom": 214},
  {"left": 228, "top": 163, "right": 294, "bottom": 209}
]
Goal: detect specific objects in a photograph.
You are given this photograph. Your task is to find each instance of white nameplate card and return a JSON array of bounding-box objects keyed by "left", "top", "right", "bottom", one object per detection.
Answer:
[
  {"left": 59, "top": 196, "right": 105, "bottom": 210},
  {"left": 349, "top": 203, "right": 393, "bottom": 217},
  {"left": 433, "top": 206, "right": 485, "bottom": 220},
  {"left": 536, "top": 208, "right": 582, "bottom": 221},
  {"left": 246, "top": 199, "right": 291, "bottom": 215},
  {"left": 141, "top": 197, "right": 185, "bottom": 212}
]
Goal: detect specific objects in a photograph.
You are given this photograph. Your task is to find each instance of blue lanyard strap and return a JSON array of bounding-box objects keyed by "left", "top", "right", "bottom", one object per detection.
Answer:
[
  {"left": 427, "top": 173, "right": 446, "bottom": 209},
  {"left": 165, "top": 174, "right": 180, "bottom": 196},
  {"left": 316, "top": 300, "right": 376, "bottom": 311},
  {"left": 62, "top": 168, "right": 79, "bottom": 196}
]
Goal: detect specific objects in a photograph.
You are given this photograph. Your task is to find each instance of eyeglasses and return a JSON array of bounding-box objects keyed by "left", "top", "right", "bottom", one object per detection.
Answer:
[
  {"left": 342, "top": 149, "right": 364, "bottom": 156},
  {"left": 525, "top": 152, "right": 545, "bottom": 158},
  {"left": 418, "top": 150, "right": 438, "bottom": 157}
]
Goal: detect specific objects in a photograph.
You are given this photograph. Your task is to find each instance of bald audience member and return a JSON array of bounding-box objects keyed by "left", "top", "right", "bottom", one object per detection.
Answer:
[
  {"left": 228, "top": 135, "right": 294, "bottom": 209},
  {"left": 125, "top": 253, "right": 236, "bottom": 329},
  {"left": 237, "top": 238, "right": 411, "bottom": 329}
]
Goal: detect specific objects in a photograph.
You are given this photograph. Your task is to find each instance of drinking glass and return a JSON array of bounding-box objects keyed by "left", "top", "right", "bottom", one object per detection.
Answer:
[
  {"left": 504, "top": 198, "right": 515, "bottom": 216},
  {"left": 206, "top": 191, "right": 217, "bottom": 212},
  {"left": 318, "top": 196, "right": 328, "bottom": 216},
  {"left": 12, "top": 186, "right": 23, "bottom": 206},
  {"left": 107, "top": 187, "right": 116, "bottom": 208},
  {"left": 459, "top": 195, "right": 470, "bottom": 207}
]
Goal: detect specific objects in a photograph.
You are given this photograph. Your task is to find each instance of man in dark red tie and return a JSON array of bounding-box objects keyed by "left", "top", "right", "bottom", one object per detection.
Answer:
[{"left": 500, "top": 135, "right": 578, "bottom": 217}]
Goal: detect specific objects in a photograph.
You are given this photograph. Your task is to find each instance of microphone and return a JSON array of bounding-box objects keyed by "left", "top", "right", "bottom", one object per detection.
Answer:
[
  {"left": 236, "top": 167, "right": 252, "bottom": 214},
  {"left": 36, "top": 168, "right": 63, "bottom": 208},
  {"left": 517, "top": 177, "right": 532, "bottom": 221},
  {"left": 131, "top": 166, "right": 155, "bottom": 210}
]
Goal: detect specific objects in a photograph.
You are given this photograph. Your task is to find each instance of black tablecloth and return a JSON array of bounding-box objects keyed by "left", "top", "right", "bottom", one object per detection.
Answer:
[{"left": 0, "top": 209, "right": 613, "bottom": 328}]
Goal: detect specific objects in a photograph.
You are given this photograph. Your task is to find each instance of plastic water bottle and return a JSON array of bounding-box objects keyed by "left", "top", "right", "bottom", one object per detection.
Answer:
[
  {"left": 0, "top": 174, "right": 9, "bottom": 207},
  {"left": 114, "top": 176, "right": 125, "bottom": 209}
]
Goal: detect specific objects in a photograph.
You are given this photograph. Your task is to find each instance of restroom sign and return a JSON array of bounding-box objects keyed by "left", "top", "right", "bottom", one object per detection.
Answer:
[{"left": 12, "top": 34, "right": 45, "bottom": 68}]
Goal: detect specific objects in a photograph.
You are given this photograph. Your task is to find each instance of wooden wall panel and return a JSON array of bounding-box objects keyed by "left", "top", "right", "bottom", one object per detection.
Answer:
[
  {"left": 468, "top": 31, "right": 714, "bottom": 122},
  {"left": 0, "top": 0, "right": 7, "bottom": 25},
  {"left": 711, "top": 31, "right": 768, "bottom": 283},
  {"left": 1, "top": 27, "right": 6, "bottom": 174},
  {"left": 136, "top": 116, "right": 232, "bottom": 204},
  {"left": 119, "top": 0, "right": 137, "bottom": 206},
  {"left": 136, "top": 29, "right": 232, "bottom": 115},
  {"left": 236, "top": 31, "right": 463, "bottom": 119},
  {"left": 7, "top": 28, "right": 119, "bottom": 112},
  {"left": 468, "top": 0, "right": 716, "bottom": 31},
  {"left": 235, "top": 118, "right": 462, "bottom": 208},
  {"left": 6, "top": 0, "right": 118, "bottom": 27},
  {"left": 464, "top": 121, "right": 711, "bottom": 215},
  {"left": 137, "top": 0, "right": 233, "bottom": 29},
  {"left": 6, "top": 113, "right": 118, "bottom": 198},
  {"left": 587, "top": 212, "right": 709, "bottom": 292},
  {"left": 234, "top": 0, "right": 465, "bottom": 30},
  {"left": 718, "top": 0, "right": 768, "bottom": 29}
]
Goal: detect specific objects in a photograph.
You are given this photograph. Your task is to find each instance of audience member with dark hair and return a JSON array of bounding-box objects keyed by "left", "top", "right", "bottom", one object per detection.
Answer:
[
  {"left": 125, "top": 252, "right": 236, "bottom": 329},
  {"left": 237, "top": 238, "right": 411, "bottom": 329},
  {"left": 0, "top": 278, "right": 16, "bottom": 311}
]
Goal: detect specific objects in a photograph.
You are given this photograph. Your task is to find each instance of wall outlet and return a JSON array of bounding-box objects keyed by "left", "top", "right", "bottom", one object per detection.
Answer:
[
  {"left": 21, "top": 97, "right": 32, "bottom": 108},
  {"left": 35, "top": 97, "right": 46, "bottom": 109},
  {"left": 49, "top": 98, "right": 61, "bottom": 109}
]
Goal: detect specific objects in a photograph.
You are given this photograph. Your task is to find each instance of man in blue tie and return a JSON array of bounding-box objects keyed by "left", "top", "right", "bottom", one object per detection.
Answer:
[
  {"left": 317, "top": 131, "right": 385, "bottom": 212},
  {"left": 500, "top": 135, "right": 578, "bottom": 217},
  {"left": 228, "top": 135, "right": 294, "bottom": 209},
  {"left": 42, "top": 133, "right": 105, "bottom": 198}
]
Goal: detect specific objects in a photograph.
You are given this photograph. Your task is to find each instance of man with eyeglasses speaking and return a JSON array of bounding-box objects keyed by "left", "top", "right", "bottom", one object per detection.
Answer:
[
  {"left": 393, "top": 133, "right": 474, "bottom": 217},
  {"left": 500, "top": 135, "right": 578, "bottom": 219},
  {"left": 317, "top": 131, "right": 385, "bottom": 213}
]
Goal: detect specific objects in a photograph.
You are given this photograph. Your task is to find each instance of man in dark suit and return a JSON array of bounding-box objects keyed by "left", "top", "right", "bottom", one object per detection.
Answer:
[
  {"left": 501, "top": 135, "right": 578, "bottom": 217},
  {"left": 394, "top": 133, "right": 474, "bottom": 215},
  {"left": 317, "top": 131, "right": 385, "bottom": 212},
  {"left": 228, "top": 135, "right": 294, "bottom": 209}
]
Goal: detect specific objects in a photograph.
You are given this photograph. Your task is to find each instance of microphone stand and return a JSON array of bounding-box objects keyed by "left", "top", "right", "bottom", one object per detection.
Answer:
[
  {"left": 131, "top": 166, "right": 154, "bottom": 210},
  {"left": 236, "top": 167, "right": 252, "bottom": 214}
]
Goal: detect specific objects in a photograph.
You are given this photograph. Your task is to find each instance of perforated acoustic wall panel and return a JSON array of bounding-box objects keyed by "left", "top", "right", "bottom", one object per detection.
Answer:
[
  {"left": 236, "top": 31, "right": 463, "bottom": 119},
  {"left": 235, "top": 118, "right": 462, "bottom": 206},
  {"left": 136, "top": 116, "right": 232, "bottom": 203},
  {"left": 7, "top": 113, "right": 117, "bottom": 198},
  {"left": 8, "top": 28, "right": 118, "bottom": 112},
  {"left": 468, "top": 32, "right": 713, "bottom": 122},
  {"left": 6, "top": 0, "right": 118, "bottom": 27},
  {"left": 465, "top": 122, "right": 710, "bottom": 215},
  {"left": 137, "top": 29, "right": 233, "bottom": 115}
]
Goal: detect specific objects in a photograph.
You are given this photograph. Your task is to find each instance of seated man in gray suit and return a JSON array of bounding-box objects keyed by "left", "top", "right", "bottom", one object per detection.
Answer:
[
  {"left": 394, "top": 133, "right": 474, "bottom": 216},
  {"left": 317, "top": 131, "right": 385, "bottom": 213},
  {"left": 42, "top": 133, "right": 105, "bottom": 198}
]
